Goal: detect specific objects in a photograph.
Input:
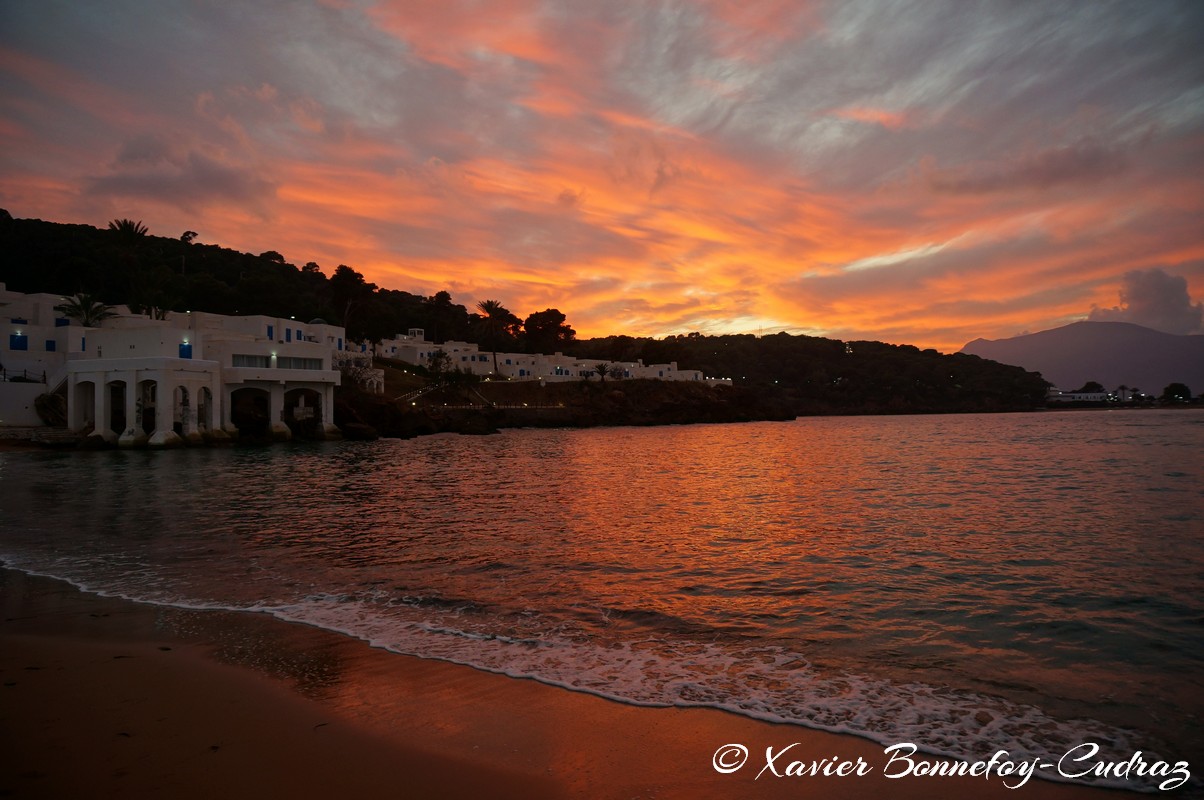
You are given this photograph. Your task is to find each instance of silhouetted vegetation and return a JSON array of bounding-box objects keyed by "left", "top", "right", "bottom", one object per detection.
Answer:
[
  {"left": 0, "top": 213, "right": 488, "bottom": 344},
  {"left": 1160, "top": 383, "right": 1192, "bottom": 404},
  {"left": 2, "top": 211, "right": 1050, "bottom": 415},
  {"left": 572, "top": 333, "right": 1049, "bottom": 414}
]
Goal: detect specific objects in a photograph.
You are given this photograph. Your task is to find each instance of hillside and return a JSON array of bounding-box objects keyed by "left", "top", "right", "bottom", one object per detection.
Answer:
[
  {"left": 2, "top": 210, "right": 1049, "bottom": 416},
  {"left": 961, "top": 321, "right": 1204, "bottom": 393}
]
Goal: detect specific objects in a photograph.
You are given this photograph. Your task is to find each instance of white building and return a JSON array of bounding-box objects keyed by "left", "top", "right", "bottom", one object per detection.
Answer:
[
  {"left": 1, "top": 285, "right": 345, "bottom": 445},
  {"left": 1045, "top": 389, "right": 1109, "bottom": 403},
  {"left": 372, "top": 329, "right": 731, "bottom": 386}
]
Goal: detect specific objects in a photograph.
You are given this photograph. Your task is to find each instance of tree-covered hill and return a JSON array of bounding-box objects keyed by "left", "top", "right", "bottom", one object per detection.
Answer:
[
  {"left": 573, "top": 333, "right": 1049, "bottom": 414},
  {"left": 0, "top": 211, "right": 532, "bottom": 346},
  {"left": 1, "top": 210, "right": 1049, "bottom": 414}
]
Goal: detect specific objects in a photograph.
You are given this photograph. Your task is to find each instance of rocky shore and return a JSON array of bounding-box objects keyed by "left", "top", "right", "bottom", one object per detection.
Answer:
[{"left": 333, "top": 379, "right": 797, "bottom": 439}]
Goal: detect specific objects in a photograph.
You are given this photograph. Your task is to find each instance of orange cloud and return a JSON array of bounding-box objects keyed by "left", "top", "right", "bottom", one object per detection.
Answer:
[
  {"left": 832, "top": 106, "right": 913, "bottom": 130},
  {"left": 2, "top": 2, "right": 1200, "bottom": 353}
]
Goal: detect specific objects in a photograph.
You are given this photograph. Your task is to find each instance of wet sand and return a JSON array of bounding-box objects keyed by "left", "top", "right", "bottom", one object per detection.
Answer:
[{"left": 0, "top": 569, "right": 1142, "bottom": 799}]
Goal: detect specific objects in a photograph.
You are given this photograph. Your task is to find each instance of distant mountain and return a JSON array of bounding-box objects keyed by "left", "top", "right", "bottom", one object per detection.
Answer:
[{"left": 961, "top": 321, "right": 1204, "bottom": 393}]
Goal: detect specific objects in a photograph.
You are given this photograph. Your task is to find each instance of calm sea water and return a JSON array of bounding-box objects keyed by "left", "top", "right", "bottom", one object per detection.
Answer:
[{"left": 2, "top": 410, "right": 1201, "bottom": 789}]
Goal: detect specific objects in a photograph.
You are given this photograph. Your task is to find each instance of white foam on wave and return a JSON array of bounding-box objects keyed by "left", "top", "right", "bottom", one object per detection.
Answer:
[
  {"left": 252, "top": 594, "right": 1173, "bottom": 793},
  {"left": 0, "top": 557, "right": 1177, "bottom": 793}
]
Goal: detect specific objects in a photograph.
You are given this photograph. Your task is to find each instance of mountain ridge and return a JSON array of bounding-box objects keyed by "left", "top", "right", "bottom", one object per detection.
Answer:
[{"left": 961, "top": 321, "right": 1204, "bottom": 393}]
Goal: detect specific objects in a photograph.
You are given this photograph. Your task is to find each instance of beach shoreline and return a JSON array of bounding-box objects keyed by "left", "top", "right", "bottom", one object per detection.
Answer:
[{"left": 0, "top": 568, "right": 1146, "bottom": 799}]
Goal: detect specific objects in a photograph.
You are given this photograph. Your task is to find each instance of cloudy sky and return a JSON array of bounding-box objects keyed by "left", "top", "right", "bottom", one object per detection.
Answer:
[{"left": 2, "top": 0, "right": 1201, "bottom": 349}]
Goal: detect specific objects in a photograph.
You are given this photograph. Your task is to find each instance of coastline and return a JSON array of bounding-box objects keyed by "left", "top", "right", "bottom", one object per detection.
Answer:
[{"left": 1, "top": 568, "right": 1143, "bottom": 799}]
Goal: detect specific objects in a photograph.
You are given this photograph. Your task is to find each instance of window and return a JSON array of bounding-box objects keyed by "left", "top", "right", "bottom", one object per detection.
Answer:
[
  {"left": 55, "top": 318, "right": 70, "bottom": 327},
  {"left": 505, "top": 358, "right": 512, "bottom": 365},
  {"left": 45, "top": 340, "right": 56, "bottom": 352},
  {"left": 337, "top": 337, "right": 343, "bottom": 350},
  {"left": 179, "top": 343, "right": 192, "bottom": 359},
  {"left": 267, "top": 324, "right": 274, "bottom": 340},
  {"left": 233, "top": 354, "right": 271, "bottom": 368},
  {"left": 9, "top": 333, "right": 28, "bottom": 351},
  {"left": 285, "top": 328, "right": 292, "bottom": 342},
  {"left": 277, "top": 356, "right": 323, "bottom": 370},
  {"left": 10, "top": 317, "right": 28, "bottom": 325}
]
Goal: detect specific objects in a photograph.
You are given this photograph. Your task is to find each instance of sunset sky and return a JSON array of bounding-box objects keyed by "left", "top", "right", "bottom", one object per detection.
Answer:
[{"left": 2, "top": 1, "right": 1201, "bottom": 350}]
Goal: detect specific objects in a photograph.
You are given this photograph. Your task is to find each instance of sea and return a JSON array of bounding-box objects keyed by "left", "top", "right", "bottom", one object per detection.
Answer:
[{"left": 2, "top": 409, "right": 1201, "bottom": 791}]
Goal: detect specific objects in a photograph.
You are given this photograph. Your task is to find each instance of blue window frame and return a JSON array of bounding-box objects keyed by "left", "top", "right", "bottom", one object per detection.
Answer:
[
  {"left": 179, "top": 343, "right": 193, "bottom": 359},
  {"left": 45, "top": 340, "right": 56, "bottom": 352},
  {"left": 55, "top": 318, "right": 70, "bottom": 327},
  {"left": 267, "top": 324, "right": 274, "bottom": 339},
  {"left": 337, "top": 337, "right": 343, "bottom": 350},
  {"left": 285, "top": 328, "right": 292, "bottom": 342},
  {"left": 9, "top": 333, "right": 28, "bottom": 351}
]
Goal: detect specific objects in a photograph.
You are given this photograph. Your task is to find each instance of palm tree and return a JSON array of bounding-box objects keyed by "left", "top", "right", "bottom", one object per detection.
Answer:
[
  {"left": 594, "top": 362, "right": 612, "bottom": 383},
  {"left": 475, "top": 299, "right": 518, "bottom": 376},
  {"left": 108, "top": 218, "right": 148, "bottom": 238},
  {"left": 55, "top": 293, "right": 118, "bottom": 327}
]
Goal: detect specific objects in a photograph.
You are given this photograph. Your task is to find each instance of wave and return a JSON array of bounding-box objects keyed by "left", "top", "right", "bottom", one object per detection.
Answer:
[{"left": 1, "top": 556, "right": 1178, "bottom": 793}]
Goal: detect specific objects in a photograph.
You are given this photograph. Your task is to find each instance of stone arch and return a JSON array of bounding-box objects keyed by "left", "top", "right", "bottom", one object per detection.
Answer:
[
  {"left": 136, "top": 379, "right": 158, "bottom": 435},
  {"left": 173, "top": 385, "right": 190, "bottom": 436},
  {"left": 283, "top": 387, "right": 323, "bottom": 438},
  {"left": 230, "top": 387, "right": 271, "bottom": 438},
  {"left": 72, "top": 379, "right": 96, "bottom": 432},
  {"left": 197, "top": 387, "right": 214, "bottom": 433},
  {"left": 106, "top": 379, "right": 127, "bottom": 434}
]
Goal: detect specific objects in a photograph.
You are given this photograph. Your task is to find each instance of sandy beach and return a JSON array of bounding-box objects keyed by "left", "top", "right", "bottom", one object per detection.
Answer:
[{"left": 0, "top": 568, "right": 1145, "bottom": 800}]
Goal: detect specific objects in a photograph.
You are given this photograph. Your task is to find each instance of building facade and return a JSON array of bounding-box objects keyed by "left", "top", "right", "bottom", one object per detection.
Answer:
[{"left": 1, "top": 285, "right": 345, "bottom": 445}]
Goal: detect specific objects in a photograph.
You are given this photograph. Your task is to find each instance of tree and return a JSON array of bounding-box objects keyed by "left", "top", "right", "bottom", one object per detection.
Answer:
[
  {"left": 1160, "top": 383, "right": 1192, "bottom": 404},
  {"left": 475, "top": 299, "right": 520, "bottom": 375},
  {"left": 108, "top": 218, "right": 148, "bottom": 240},
  {"left": 1074, "top": 381, "right": 1105, "bottom": 393},
  {"left": 523, "top": 308, "right": 576, "bottom": 355},
  {"left": 422, "top": 291, "right": 471, "bottom": 342},
  {"left": 427, "top": 349, "right": 452, "bottom": 385},
  {"left": 55, "top": 293, "right": 118, "bottom": 327},
  {"left": 180, "top": 231, "right": 198, "bottom": 244},
  {"left": 594, "top": 362, "right": 613, "bottom": 383},
  {"left": 328, "top": 265, "right": 377, "bottom": 341}
]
